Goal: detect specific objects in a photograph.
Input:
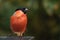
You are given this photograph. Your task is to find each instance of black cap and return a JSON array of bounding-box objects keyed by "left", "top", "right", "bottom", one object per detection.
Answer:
[{"left": 15, "top": 8, "right": 28, "bottom": 14}]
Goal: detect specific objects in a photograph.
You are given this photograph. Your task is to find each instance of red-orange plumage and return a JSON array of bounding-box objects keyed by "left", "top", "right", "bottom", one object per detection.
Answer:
[{"left": 10, "top": 10, "right": 27, "bottom": 35}]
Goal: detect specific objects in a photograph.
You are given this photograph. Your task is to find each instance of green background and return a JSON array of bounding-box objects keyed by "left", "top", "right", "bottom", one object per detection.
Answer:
[{"left": 0, "top": 0, "right": 60, "bottom": 40}]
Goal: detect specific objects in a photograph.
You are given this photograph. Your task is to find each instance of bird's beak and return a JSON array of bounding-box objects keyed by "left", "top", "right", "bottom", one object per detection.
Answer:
[
  {"left": 24, "top": 8, "right": 29, "bottom": 14},
  {"left": 25, "top": 8, "right": 29, "bottom": 12}
]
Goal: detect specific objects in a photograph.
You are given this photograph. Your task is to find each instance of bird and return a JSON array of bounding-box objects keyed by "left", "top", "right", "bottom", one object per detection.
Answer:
[{"left": 10, "top": 8, "right": 28, "bottom": 36}]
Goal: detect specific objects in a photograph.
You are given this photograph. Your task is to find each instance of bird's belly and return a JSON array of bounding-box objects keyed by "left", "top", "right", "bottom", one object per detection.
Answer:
[
  {"left": 11, "top": 23, "right": 26, "bottom": 32},
  {"left": 11, "top": 17, "right": 27, "bottom": 32}
]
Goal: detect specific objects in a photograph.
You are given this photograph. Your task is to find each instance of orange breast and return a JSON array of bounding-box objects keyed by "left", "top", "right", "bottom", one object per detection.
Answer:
[{"left": 10, "top": 14, "right": 27, "bottom": 33}]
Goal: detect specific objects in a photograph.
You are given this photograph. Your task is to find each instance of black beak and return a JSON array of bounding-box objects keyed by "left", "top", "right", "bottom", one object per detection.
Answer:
[{"left": 24, "top": 8, "right": 29, "bottom": 14}]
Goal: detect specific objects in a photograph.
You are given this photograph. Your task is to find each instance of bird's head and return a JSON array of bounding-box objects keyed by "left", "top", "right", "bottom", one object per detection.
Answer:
[{"left": 15, "top": 8, "right": 28, "bottom": 14}]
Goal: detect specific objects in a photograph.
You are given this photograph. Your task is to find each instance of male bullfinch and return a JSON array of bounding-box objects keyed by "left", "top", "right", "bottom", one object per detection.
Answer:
[{"left": 10, "top": 8, "right": 28, "bottom": 36}]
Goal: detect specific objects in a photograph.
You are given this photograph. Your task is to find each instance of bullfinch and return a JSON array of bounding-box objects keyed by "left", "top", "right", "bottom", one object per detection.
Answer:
[{"left": 10, "top": 8, "right": 28, "bottom": 36}]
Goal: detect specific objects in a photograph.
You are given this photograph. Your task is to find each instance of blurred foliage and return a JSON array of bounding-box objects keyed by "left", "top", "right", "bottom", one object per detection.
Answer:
[{"left": 0, "top": 0, "right": 60, "bottom": 40}]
